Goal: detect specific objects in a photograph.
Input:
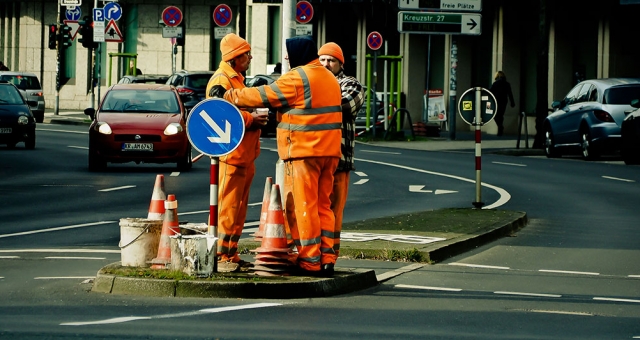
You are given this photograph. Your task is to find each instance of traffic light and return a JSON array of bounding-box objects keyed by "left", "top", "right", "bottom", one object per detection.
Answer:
[
  {"left": 59, "top": 24, "right": 73, "bottom": 49},
  {"left": 78, "top": 16, "right": 97, "bottom": 49},
  {"left": 48, "top": 24, "right": 57, "bottom": 50},
  {"left": 176, "top": 23, "right": 185, "bottom": 47}
]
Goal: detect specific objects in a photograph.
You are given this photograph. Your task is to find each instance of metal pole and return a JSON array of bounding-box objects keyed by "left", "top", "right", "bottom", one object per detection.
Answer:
[
  {"left": 97, "top": 43, "right": 101, "bottom": 107},
  {"left": 424, "top": 35, "right": 431, "bottom": 123},
  {"left": 54, "top": 2, "right": 60, "bottom": 116},
  {"left": 209, "top": 157, "right": 219, "bottom": 272},
  {"left": 472, "top": 87, "right": 484, "bottom": 209},
  {"left": 281, "top": 0, "right": 295, "bottom": 74}
]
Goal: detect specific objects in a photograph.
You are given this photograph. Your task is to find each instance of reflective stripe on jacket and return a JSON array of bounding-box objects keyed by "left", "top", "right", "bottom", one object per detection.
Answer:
[
  {"left": 224, "top": 59, "right": 342, "bottom": 160},
  {"left": 206, "top": 61, "right": 261, "bottom": 167}
]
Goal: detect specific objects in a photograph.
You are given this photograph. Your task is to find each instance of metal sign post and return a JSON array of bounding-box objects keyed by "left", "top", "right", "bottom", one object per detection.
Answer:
[
  {"left": 186, "top": 99, "right": 245, "bottom": 273},
  {"left": 457, "top": 87, "right": 497, "bottom": 209}
]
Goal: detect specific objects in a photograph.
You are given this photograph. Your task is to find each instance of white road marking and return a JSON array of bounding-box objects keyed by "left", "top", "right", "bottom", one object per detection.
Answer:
[
  {"left": 356, "top": 158, "right": 510, "bottom": 209},
  {"left": 539, "top": 269, "right": 599, "bottom": 276},
  {"left": 353, "top": 179, "right": 369, "bottom": 185},
  {"left": 395, "top": 284, "right": 462, "bottom": 292},
  {"left": 449, "top": 262, "right": 510, "bottom": 270},
  {"left": 523, "top": 309, "right": 592, "bottom": 316},
  {"left": 409, "top": 185, "right": 432, "bottom": 193},
  {"left": 44, "top": 256, "right": 106, "bottom": 260},
  {"left": 35, "top": 276, "right": 95, "bottom": 280},
  {"left": 170, "top": 172, "right": 180, "bottom": 176},
  {"left": 60, "top": 302, "right": 282, "bottom": 326},
  {"left": 629, "top": 275, "right": 640, "bottom": 278},
  {"left": 0, "top": 256, "right": 19, "bottom": 259},
  {"left": 360, "top": 150, "right": 401, "bottom": 155},
  {"left": 602, "top": 175, "right": 635, "bottom": 183},
  {"left": 494, "top": 291, "right": 561, "bottom": 298},
  {"left": 376, "top": 263, "right": 424, "bottom": 282},
  {"left": 593, "top": 297, "right": 640, "bottom": 304},
  {"left": 0, "top": 248, "right": 120, "bottom": 254},
  {"left": 68, "top": 145, "right": 88, "bottom": 150},
  {"left": 98, "top": 185, "right": 136, "bottom": 192},
  {"left": 491, "top": 161, "right": 526, "bottom": 167},
  {"left": 0, "top": 222, "right": 116, "bottom": 239},
  {"left": 37, "top": 128, "right": 88, "bottom": 134},
  {"left": 354, "top": 171, "right": 367, "bottom": 177}
]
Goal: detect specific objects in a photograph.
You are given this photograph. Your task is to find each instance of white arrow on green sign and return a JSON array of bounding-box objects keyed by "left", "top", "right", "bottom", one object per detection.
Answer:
[{"left": 397, "top": 11, "right": 481, "bottom": 35}]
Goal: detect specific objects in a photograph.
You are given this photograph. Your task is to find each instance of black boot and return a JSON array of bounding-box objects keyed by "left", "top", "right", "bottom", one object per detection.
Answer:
[{"left": 321, "top": 263, "right": 335, "bottom": 277}]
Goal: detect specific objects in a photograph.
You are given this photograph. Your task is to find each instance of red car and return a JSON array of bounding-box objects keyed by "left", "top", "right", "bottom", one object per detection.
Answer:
[{"left": 84, "top": 84, "right": 192, "bottom": 171}]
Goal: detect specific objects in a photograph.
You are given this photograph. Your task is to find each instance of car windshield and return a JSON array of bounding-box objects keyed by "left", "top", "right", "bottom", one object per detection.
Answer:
[
  {"left": 100, "top": 90, "right": 180, "bottom": 113},
  {"left": 0, "top": 75, "right": 41, "bottom": 90},
  {"left": 185, "top": 74, "right": 213, "bottom": 90},
  {"left": 0, "top": 85, "right": 25, "bottom": 104},
  {"left": 603, "top": 85, "right": 640, "bottom": 105}
]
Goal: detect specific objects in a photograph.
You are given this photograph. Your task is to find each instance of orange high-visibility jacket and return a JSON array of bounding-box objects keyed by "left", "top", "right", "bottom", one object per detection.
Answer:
[
  {"left": 224, "top": 59, "right": 342, "bottom": 160},
  {"left": 206, "top": 61, "right": 261, "bottom": 167}
]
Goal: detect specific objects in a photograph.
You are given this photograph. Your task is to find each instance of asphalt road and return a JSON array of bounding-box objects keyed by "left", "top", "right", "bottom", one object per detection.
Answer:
[{"left": 0, "top": 123, "right": 639, "bottom": 339}]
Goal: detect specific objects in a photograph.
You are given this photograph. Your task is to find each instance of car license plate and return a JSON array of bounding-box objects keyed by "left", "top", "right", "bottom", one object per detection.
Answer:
[
  {"left": 122, "top": 143, "right": 153, "bottom": 151},
  {"left": 0, "top": 128, "right": 12, "bottom": 134}
]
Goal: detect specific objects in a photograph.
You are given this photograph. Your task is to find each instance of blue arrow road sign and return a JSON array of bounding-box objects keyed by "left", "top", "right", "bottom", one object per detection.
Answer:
[
  {"left": 65, "top": 7, "right": 82, "bottom": 21},
  {"left": 187, "top": 98, "right": 245, "bottom": 157},
  {"left": 104, "top": 2, "right": 122, "bottom": 21}
]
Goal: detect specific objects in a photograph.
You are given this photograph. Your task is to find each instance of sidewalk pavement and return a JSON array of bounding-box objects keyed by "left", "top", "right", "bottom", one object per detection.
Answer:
[{"left": 46, "top": 110, "right": 533, "bottom": 299}]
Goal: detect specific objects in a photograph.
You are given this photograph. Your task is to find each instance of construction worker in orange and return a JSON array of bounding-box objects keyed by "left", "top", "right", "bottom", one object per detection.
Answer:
[
  {"left": 222, "top": 36, "right": 342, "bottom": 276},
  {"left": 206, "top": 33, "right": 269, "bottom": 273},
  {"left": 319, "top": 42, "right": 364, "bottom": 276}
]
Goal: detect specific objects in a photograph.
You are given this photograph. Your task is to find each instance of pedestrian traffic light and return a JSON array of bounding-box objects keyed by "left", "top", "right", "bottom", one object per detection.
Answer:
[
  {"left": 60, "top": 24, "right": 73, "bottom": 49},
  {"left": 176, "top": 23, "right": 185, "bottom": 47},
  {"left": 48, "top": 24, "right": 57, "bottom": 50},
  {"left": 78, "top": 16, "right": 98, "bottom": 49}
]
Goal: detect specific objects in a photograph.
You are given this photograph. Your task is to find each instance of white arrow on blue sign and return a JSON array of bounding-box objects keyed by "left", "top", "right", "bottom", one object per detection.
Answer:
[{"left": 186, "top": 98, "right": 245, "bottom": 157}]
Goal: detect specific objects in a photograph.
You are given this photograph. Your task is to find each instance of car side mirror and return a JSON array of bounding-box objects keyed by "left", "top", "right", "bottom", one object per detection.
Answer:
[
  {"left": 84, "top": 108, "right": 96, "bottom": 120},
  {"left": 631, "top": 99, "right": 640, "bottom": 109}
]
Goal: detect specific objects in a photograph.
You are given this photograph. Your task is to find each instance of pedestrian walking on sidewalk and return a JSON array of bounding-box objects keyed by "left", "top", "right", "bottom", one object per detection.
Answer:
[
  {"left": 490, "top": 70, "right": 515, "bottom": 136},
  {"left": 223, "top": 36, "right": 343, "bottom": 276},
  {"left": 206, "top": 33, "right": 268, "bottom": 272},
  {"left": 318, "top": 42, "right": 364, "bottom": 275}
]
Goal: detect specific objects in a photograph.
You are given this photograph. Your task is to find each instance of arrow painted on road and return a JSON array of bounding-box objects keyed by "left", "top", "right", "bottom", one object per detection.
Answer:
[
  {"left": 409, "top": 185, "right": 458, "bottom": 195},
  {"left": 200, "top": 110, "right": 231, "bottom": 143},
  {"left": 467, "top": 18, "right": 477, "bottom": 30}
]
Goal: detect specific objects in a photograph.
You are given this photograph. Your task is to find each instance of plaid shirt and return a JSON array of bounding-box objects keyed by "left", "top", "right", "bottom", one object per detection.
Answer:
[{"left": 335, "top": 70, "right": 364, "bottom": 172}]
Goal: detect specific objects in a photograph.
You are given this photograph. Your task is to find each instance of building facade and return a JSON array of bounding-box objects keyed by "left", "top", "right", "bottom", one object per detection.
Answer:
[{"left": 2, "top": 0, "right": 639, "bottom": 135}]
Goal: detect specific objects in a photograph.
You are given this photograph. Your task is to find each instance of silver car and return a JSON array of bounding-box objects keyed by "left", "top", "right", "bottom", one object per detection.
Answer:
[
  {"left": 544, "top": 78, "right": 640, "bottom": 160},
  {"left": 0, "top": 71, "right": 46, "bottom": 123}
]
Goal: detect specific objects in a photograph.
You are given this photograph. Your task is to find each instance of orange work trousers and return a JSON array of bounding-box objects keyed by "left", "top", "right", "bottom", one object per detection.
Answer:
[
  {"left": 216, "top": 161, "right": 255, "bottom": 262},
  {"left": 328, "top": 170, "right": 350, "bottom": 262},
  {"left": 283, "top": 157, "right": 338, "bottom": 271}
]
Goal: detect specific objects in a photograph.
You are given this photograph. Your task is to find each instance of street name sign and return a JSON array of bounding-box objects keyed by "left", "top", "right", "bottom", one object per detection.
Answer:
[
  {"left": 61, "top": 0, "right": 82, "bottom": 6},
  {"left": 398, "top": 11, "right": 481, "bottom": 35},
  {"left": 186, "top": 98, "right": 245, "bottom": 157},
  {"left": 397, "top": 0, "right": 481, "bottom": 12}
]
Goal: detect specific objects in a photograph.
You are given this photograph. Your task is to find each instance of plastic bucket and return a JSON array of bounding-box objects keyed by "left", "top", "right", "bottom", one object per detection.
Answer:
[
  {"left": 119, "top": 218, "right": 163, "bottom": 267},
  {"left": 170, "top": 232, "right": 217, "bottom": 277}
]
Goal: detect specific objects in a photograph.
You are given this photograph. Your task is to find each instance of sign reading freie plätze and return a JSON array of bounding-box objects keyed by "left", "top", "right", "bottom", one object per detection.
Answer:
[{"left": 397, "top": 0, "right": 481, "bottom": 11}]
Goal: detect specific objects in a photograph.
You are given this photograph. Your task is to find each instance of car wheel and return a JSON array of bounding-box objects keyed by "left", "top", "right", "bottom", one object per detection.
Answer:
[
  {"left": 24, "top": 132, "right": 36, "bottom": 150},
  {"left": 544, "top": 126, "right": 560, "bottom": 158},
  {"left": 177, "top": 146, "right": 192, "bottom": 171},
  {"left": 581, "top": 128, "right": 599, "bottom": 160},
  {"left": 621, "top": 146, "right": 640, "bottom": 165},
  {"left": 88, "top": 151, "right": 106, "bottom": 172},
  {"left": 6, "top": 141, "right": 17, "bottom": 149}
]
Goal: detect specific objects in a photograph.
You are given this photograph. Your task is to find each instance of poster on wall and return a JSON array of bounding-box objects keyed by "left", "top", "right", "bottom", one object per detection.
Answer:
[{"left": 425, "top": 89, "right": 447, "bottom": 122}]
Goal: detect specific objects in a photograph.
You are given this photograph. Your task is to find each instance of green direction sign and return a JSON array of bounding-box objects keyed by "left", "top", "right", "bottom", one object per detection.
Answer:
[{"left": 397, "top": 11, "right": 481, "bottom": 35}]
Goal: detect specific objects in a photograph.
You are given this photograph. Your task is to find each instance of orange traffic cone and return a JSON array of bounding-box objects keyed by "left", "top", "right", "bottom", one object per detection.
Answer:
[
  {"left": 150, "top": 194, "right": 179, "bottom": 269},
  {"left": 252, "top": 177, "right": 272, "bottom": 241},
  {"left": 252, "top": 184, "right": 295, "bottom": 276},
  {"left": 147, "top": 174, "right": 166, "bottom": 220}
]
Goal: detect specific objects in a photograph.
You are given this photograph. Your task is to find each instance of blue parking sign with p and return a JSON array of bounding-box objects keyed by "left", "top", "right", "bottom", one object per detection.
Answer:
[{"left": 94, "top": 8, "right": 104, "bottom": 22}]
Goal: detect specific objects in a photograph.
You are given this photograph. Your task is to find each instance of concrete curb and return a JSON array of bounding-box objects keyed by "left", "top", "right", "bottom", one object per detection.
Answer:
[{"left": 92, "top": 263, "right": 378, "bottom": 299}]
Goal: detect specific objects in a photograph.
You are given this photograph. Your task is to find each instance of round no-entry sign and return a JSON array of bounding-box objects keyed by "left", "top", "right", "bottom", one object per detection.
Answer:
[
  {"left": 213, "top": 4, "right": 233, "bottom": 27},
  {"left": 162, "top": 6, "right": 182, "bottom": 27},
  {"left": 296, "top": 1, "right": 314, "bottom": 24},
  {"left": 367, "top": 31, "right": 383, "bottom": 51}
]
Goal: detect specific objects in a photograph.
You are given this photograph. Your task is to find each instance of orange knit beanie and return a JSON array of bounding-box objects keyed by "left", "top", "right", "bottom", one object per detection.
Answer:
[
  {"left": 220, "top": 33, "right": 251, "bottom": 62},
  {"left": 318, "top": 42, "right": 344, "bottom": 64}
]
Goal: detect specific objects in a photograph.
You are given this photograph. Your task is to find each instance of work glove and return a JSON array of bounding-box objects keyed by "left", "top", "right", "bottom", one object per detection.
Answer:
[{"left": 209, "top": 85, "right": 227, "bottom": 99}]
